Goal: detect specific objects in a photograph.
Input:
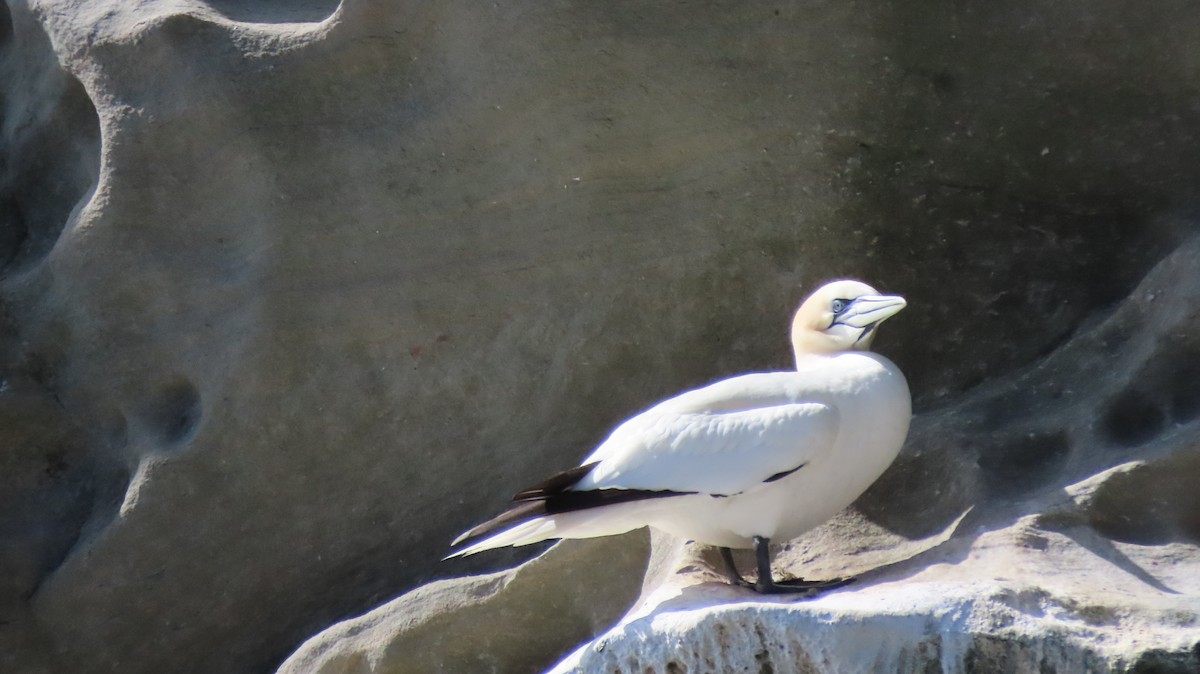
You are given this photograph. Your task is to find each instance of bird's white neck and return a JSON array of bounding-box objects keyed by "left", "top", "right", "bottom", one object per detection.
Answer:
[{"left": 794, "top": 351, "right": 833, "bottom": 371}]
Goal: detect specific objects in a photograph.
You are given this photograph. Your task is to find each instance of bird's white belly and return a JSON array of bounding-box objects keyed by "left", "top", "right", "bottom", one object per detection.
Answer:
[{"left": 646, "top": 464, "right": 874, "bottom": 548}]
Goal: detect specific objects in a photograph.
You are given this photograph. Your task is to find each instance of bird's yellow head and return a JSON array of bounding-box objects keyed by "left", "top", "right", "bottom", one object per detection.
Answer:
[{"left": 790, "top": 280, "right": 906, "bottom": 359}]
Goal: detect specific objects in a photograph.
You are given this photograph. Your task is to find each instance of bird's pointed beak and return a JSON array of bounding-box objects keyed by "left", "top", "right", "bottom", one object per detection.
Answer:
[{"left": 838, "top": 294, "right": 907, "bottom": 328}]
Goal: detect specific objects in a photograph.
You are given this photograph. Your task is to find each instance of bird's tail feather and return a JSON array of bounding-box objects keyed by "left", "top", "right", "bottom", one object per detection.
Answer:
[
  {"left": 447, "top": 461, "right": 690, "bottom": 560},
  {"left": 444, "top": 517, "right": 560, "bottom": 559},
  {"left": 450, "top": 500, "right": 545, "bottom": 547},
  {"left": 445, "top": 500, "right": 659, "bottom": 559}
]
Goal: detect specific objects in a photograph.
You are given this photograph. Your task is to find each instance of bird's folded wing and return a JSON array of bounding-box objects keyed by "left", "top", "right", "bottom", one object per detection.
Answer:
[{"left": 573, "top": 402, "right": 838, "bottom": 497}]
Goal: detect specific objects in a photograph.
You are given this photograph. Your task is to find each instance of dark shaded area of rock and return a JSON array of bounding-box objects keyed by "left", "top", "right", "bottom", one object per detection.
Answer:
[
  {"left": 0, "top": 1, "right": 99, "bottom": 274},
  {"left": 859, "top": 234, "right": 1200, "bottom": 547},
  {"left": 1086, "top": 451, "right": 1200, "bottom": 547},
  {"left": 201, "top": 0, "right": 339, "bottom": 24},
  {"left": 0, "top": 379, "right": 91, "bottom": 606}
]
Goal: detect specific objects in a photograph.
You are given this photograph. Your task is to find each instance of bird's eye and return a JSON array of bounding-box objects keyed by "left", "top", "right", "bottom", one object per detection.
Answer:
[{"left": 832, "top": 299, "right": 850, "bottom": 314}]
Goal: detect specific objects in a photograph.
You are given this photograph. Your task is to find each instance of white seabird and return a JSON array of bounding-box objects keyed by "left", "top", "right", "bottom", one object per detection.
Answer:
[{"left": 448, "top": 280, "right": 911, "bottom": 594}]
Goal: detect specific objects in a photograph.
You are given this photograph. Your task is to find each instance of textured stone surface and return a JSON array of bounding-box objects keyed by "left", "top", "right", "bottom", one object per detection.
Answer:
[
  {"left": 0, "top": 0, "right": 1198, "bottom": 672},
  {"left": 551, "top": 544, "right": 1200, "bottom": 674},
  {"left": 277, "top": 532, "right": 649, "bottom": 674}
]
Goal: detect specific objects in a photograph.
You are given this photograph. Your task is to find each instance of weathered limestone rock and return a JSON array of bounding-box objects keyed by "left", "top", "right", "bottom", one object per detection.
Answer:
[
  {"left": 1, "top": 0, "right": 1198, "bottom": 672},
  {"left": 550, "top": 520, "right": 1200, "bottom": 673},
  {"left": 277, "top": 532, "right": 649, "bottom": 674}
]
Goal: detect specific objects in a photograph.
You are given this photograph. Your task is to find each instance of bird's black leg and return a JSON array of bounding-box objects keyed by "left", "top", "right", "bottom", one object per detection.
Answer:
[
  {"left": 719, "top": 547, "right": 753, "bottom": 588},
  {"left": 750, "top": 536, "right": 854, "bottom": 595}
]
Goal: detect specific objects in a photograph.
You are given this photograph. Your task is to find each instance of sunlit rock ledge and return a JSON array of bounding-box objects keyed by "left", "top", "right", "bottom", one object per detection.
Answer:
[{"left": 551, "top": 524, "right": 1200, "bottom": 673}]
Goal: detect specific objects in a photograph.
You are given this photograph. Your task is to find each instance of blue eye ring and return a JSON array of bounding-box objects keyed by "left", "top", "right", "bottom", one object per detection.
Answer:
[{"left": 831, "top": 299, "right": 850, "bottom": 315}]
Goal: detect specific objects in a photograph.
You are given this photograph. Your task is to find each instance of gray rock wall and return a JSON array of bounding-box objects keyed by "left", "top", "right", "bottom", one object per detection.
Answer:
[{"left": 0, "top": 0, "right": 1197, "bottom": 672}]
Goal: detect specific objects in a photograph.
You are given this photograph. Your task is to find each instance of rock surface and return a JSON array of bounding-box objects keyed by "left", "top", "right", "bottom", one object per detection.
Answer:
[
  {"left": 551, "top": 529, "right": 1200, "bottom": 674},
  {"left": 0, "top": 0, "right": 1198, "bottom": 672},
  {"left": 277, "top": 532, "right": 649, "bottom": 674}
]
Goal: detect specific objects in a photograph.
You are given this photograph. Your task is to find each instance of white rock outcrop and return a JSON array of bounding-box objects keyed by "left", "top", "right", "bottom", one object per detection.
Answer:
[{"left": 552, "top": 526, "right": 1200, "bottom": 673}]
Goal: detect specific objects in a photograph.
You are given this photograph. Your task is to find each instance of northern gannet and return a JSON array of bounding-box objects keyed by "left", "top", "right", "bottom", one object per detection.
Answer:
[{"left": 448, "top": 280, "right": 911, "bottom": 594}]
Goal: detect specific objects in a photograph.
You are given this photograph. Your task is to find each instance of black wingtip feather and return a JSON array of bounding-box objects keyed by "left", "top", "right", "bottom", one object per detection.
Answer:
[
  {"left": 512, "top": 462, "right": 599, "bottom": 501},
  {"left": 450, "top": 462, "right": 695, "bottom": 550},
  {"left": 452, "top": 500, "right": 548, "bottom": 547}
]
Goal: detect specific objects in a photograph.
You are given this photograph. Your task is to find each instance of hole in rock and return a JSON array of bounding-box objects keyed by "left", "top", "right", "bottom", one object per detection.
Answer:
[
  {"left": 202, "top": 0, "right": 339, "bottom": 24},
  {"left": 1086, "top": 449, "right": 1200, "bottom": 545},
  {"left": 141, "top": 377, "right": 203, "bottom": 448},
  {"left": 1101, "top": 388, "right": 1164, "bottom": 447},
  {"left": 0, "top": 2, "right": 101, "bottom": 274},
  {"left": 977, "top": 430, "right": 1070, "bottom": 497},
  {"left": 1129, "top": 645, "right": 1200, "bottom": 674}
]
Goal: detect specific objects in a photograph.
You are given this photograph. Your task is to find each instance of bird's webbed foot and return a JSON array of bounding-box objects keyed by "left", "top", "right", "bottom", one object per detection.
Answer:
[
  {"left": 735, "top": 536, "right": 853, "bottom": 596},
  {"left": 760, "top": 575, "right": 855, "bottom": 595}
]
